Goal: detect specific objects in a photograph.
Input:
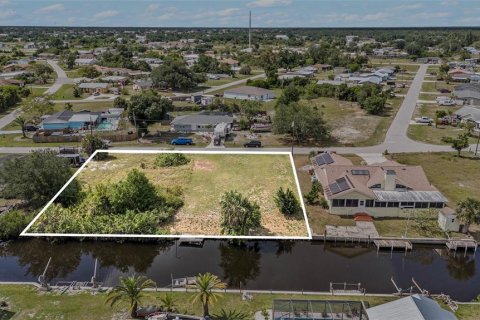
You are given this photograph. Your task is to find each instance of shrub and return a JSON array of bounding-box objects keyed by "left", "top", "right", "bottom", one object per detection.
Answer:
[
  {"left": 0, "top": 210, "right": 33, "bottom": 240},
  {"left": 220, "top": 190, "right": 261, "bottom": 236},
  {"left": 275, "top": 187, "right": 302, "bottom": 216},
  {"left": 155, "top": 153, "right": 190, "bottom": 167},
  {"left": 320, "top": 197, "right": 329, "bottom": 209}
]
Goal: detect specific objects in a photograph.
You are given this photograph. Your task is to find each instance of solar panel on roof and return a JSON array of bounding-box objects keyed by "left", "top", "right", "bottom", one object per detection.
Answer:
[
  {"left": 351, "top": 170, "right": 369, "bottom": 175},
  {"left": 315, "top": 153, "right": 334, "bottom": 166},
  {"left": 328, "top": 177, "right": 351, "bottom": 195}
]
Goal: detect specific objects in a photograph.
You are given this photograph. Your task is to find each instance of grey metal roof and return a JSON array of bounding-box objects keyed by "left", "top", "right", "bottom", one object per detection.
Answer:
[
  {"left": 69, "top": 114, "right": 99, "bottom": 122},
  {"left": 367, "top": 294, "right": 458, "bottom": 320},
  {"left": 455, "top": 106, "right": 480, "bottom": 122},
  {"left": 78, "top": 82, "right": 108, "bottom": 89},
  {"left": 373, "top": 190, "right": 447, "bottom": 202},
  {"left": 171, "top": 112, "right": 234, "bottom": 126}
]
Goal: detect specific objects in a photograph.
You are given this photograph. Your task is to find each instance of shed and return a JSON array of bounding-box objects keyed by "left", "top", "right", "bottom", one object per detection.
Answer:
[{"left": 438, "top": 207, "right": 461, "bottom": 232}]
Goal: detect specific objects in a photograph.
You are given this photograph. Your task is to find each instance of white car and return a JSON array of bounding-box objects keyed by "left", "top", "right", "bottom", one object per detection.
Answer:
[{"left": 415, "top": 116, "right": 433, "bottom": 124}]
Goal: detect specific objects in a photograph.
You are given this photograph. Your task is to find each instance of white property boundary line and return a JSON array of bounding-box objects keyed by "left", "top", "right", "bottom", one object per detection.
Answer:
[{"left": 21, "top": 149, "right": 312, "bottom": 240}]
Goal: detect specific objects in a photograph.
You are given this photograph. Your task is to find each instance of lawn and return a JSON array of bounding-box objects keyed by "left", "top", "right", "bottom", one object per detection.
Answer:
[
  {"left": 390, "top": 153, "right": 480, "bottom": 207},
  {"left": 0, "top": 284, "right": 405, "bottom": 320},
  {"left": 30, "top": 152, "right": 309, "bottom": 237},
  {"left": 355, "top": 97, "right": 404, "bottom": 147},
  {"left": 49, "top": 84, "right": 84, "bottom": 100},
  {"left": 421, "top": 81, "right": 455, "bottom": 93},
  {"left": 407, "top": 103, "right": 477, "bottom": 145}
]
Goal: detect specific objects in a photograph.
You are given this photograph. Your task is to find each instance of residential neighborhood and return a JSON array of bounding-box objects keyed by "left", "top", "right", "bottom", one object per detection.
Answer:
[{"left": 1, "top": 1, "right": 480, "bottom": 320}]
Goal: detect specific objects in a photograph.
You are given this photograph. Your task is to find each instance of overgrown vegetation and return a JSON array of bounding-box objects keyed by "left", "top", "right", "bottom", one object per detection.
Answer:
[
  {"left": 220, "top": 190, "right": 261, "bottom": 236},
  {"left": 30, "top": 169, "right": 183, "bottom": 234},
  {"left": 274, "top": 187, "right": 302, "bottom": 216},
  {"left": 154, "top": 153, "right": 190, "bottom": 167}
]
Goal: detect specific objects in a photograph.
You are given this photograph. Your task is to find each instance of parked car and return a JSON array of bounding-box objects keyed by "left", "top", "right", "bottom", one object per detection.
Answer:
[
  {"left": 244, "top": 140, "right": 262, "bottom": 148},
  {"left": 438, "top": 99, "right": 455, "bottom": 106},
  {"left": 438, "top": 88, "right": 451, "bottom": 94},
  {"left": 25, "top": 124, "right": 39, "bottom": 131},
  {"left": 415, "top": 116, "right": 433, "bottom": 124},
  {"left": 170, "top": 137, "right": 193, "bottom": 145},
  {"left": 93, "top": 92, "right": 100, "bottom": 96}
]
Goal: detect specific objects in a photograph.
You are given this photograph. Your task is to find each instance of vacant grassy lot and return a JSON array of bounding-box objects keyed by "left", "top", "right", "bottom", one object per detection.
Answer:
[
  {"left": 0, "top": 284, "right": 408, "bottom": 320},
  {"left": 50, "top": 84, "right": 84, "bottom": 100},
  {"left": 391, "top": 153, "right": 480, "bottom": 207},
  {"left": 40, "top": 153, "right": 308, "bottom": 237}
]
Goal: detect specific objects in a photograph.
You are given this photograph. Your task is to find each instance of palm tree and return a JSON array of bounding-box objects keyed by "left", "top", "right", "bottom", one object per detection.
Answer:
[
  {"left": 105, "top": 274, "right": 155, "bottom": 318},
  {"left": 159, "top": 292, "right": 177, "bottom": 312},
  {"left": 13, "top": 116, "right": 27, "bottom": 138},
  {"left": 457, "top": 198, "right": 480, "bottom": 232},
  {"left": 190, "top": 273, "right": 226, "bottom": 317},
  {"left": 213, "top": 308, "right": 249, "bottom": 320}
]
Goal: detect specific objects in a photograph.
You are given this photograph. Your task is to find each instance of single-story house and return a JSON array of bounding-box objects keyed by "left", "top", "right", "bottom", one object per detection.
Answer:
[
  {"left": 218, "top": 58, "right": 239, "bottom": 70},
  {"left": 312, "top": 152, "right": 448, "bottom": 218},
  {"left": 448, "top": 68, "right": 473, "bottom": 82},
  {"left": 133, "top": 80, "right": 153, "bottom": 91},
  {"left": 438, "top": 207, "right": 462, "bottom": 232},
  {"left": 317, "top": 80, "right": 346, "bottom": 86},
  {"left": 78, "top": 82, "right": 109, "bottom": 94},
  {"left": 41, "top": 110, "right": 101, "bottom": 131},
  {"left": 315, "top": 64, "right": 332, "bottom": 71},
  {"left": 223, "top": 86, "right": 275, "bottom": 101},
  {"left": 75, "top": 58, "right": 97, "bottom": 66},
  {"left": 416, "top": 57, "right": 441, "bottom": 64},
  {"left": 453, "top": 84, "right": 480, "bottom": 105},
  {"left": 454, "top": 105, "right": 480, "bottom": 131},
  {"left": 171, "top": 111, "right": 234, "bottom": 133},
  {"left": 23, "top": 42, "right": 35, "bottom": 49},
  {"left": 0, "top": 78, "right": 24, "bottom": 87},
  {"left": 100, "top": 76, "right": 127, "bottom": 85},
  {"left": 366, "top": 294, "right": 457, "bottom": 320}
]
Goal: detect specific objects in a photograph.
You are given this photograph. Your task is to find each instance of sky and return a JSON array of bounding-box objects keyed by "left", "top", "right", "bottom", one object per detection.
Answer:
[{"left": 0, "top": 0, "right": 479, "bottom": 28}]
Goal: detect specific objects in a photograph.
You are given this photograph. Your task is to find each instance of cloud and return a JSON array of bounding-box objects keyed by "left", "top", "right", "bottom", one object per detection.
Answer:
[
  {"left": 247, "top": 0, "right": 292, "bottom": 8},
  {"left": 392, "top": 3, "right": 423, "bottom": 10},
  {"left": 195, "top": 8, "right": 241, "bottom": 19},
  {"left": 35, "top": 3, "right": 64, "bottom": 14},
  {"left": 0, "top": 0, "right": 9, "bottom": 6},
  {"left": 157, "top": 13, "right": 174, "bottom": 21},
  {"left": 320, "top": 12, "right": 390, "bottom": 23},
  {"left": 441, "top": 0, "right": 459, "bottom": 5},
  {"left": 94, "top": 10, "right": 119, "bottom": 19},
  {"left": 0, "top": 9, "right": 15, "bottom": 18},
  {"left": 148, "top": 3, "right": 160, "bottom": 11},
  {"left": 410, "top": 12, "right": 451, "bottom": 19}
]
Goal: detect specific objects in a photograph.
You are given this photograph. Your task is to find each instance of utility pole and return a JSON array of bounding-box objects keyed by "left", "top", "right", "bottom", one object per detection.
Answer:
[
  {"left": 291, "top": 120, "right": 295, "bottom": 155},
  {"left": 248, "top": 11, "right": 252, "bottom": 50},
  {"left": 132, "top": 111, "right": 139, "bottom": 142}
]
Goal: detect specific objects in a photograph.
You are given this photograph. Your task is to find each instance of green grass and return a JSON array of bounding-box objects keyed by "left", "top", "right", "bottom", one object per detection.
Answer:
[
  {"left": 65, "top": 69, "right": 83, "bottom": 78},
  {"left": 355, "top": 97, "right": 404, "bottom": 147},
  {"left": 418, "top": 93, "right": 437, "bottom": 101},
  {"left": 421, "top": 81, "right": 455, "bottom": 93},
  {"left": 0, "top": 284, "right": 405, "bottom": 320},
  {"left": 49, "top": 84, "right": 84, "bottom": 100},
  {"left": 33, "top": 153, "right": 308, "bottom": 237},
  {"left": 374, "top": 217, "right": 446, "bottom": 238},
  {"left": 391, "top": 153, "right": 480, "bottom": 207}
]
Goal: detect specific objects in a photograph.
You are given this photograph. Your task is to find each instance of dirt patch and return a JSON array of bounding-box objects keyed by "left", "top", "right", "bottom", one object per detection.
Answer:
[{"left": 193, "top": 160, "right": 214, "bottom": 171}]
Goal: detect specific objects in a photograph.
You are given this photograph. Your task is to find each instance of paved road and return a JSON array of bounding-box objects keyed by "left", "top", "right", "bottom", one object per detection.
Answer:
[
  {"left": 44, "top": 60, "right": 72, "bottom": 95},
  {"left": 0, "top": 108, "right": 22, "bottom": 130}
]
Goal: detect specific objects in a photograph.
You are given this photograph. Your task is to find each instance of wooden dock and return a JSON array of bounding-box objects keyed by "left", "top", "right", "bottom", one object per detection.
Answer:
[
  {"left": 374, "top": 239, "right": 412, "bottom": 254},
  {"left": 446, "top": 239, "right": 477, "bottom": 253}
]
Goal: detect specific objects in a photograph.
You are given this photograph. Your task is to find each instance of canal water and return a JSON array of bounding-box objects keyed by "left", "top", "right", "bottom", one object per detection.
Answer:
[{"left": 0, "top": 239, "right": 479, "bottom": 301}]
